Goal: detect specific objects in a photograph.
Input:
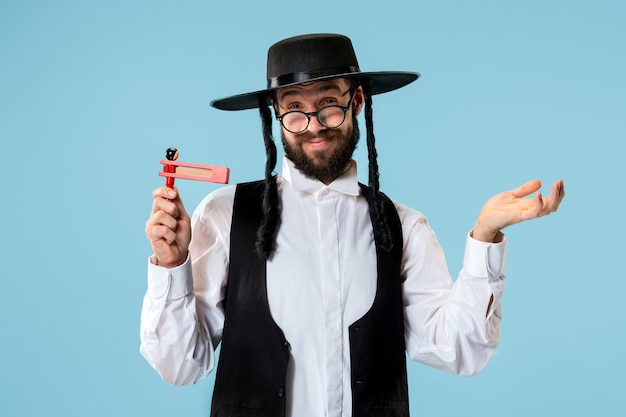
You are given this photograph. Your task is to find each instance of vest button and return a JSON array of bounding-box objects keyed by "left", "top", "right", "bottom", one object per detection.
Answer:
[{"left": 278, "top": 387, "right": 285, "bottom": 397}]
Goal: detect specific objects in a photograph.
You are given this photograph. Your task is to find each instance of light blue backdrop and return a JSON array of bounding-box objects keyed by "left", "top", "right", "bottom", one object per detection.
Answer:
[{"left": 1, "top": 1, "right": 624, "bottom": 416}]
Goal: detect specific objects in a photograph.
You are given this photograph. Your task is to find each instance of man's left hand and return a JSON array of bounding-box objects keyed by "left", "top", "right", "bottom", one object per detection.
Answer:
[{"left": 472, "top": 179, "right": 565, "bottom": 243}]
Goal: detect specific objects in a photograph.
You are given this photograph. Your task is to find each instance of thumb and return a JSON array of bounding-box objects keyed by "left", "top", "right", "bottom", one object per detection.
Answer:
[{"left": 509, "top": 179, "right": 542, "bottom": 198}]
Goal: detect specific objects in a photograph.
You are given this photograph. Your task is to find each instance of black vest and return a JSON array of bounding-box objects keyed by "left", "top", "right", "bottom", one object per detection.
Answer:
[{"left": 210, "top": 179, "right": 409, "bottom": 417}]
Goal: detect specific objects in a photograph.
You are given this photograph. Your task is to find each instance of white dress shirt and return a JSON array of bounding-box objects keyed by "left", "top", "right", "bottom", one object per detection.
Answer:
[{"left": 140, "top": 157, "right": 506, "bottom": 417}]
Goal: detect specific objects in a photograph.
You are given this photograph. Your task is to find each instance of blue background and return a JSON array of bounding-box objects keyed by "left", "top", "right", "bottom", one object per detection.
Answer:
[{"left": 1, "top": 1, "right": 624, "bottom": 416}]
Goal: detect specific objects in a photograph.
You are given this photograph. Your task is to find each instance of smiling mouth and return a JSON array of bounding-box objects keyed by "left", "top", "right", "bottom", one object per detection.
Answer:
[
  {"left": 301, "top": 130, "right": 334, "bottom": 143},
  {"left": 304, "top": 137, "right": 332, "bottom": 150}
]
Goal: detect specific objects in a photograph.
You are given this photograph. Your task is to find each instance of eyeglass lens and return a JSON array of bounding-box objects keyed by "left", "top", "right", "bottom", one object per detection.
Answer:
[{"left": 282, "top": 106, "right": 346, "bottom": 133}]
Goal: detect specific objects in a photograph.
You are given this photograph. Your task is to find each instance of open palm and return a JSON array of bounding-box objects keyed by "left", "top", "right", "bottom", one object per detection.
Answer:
[{"left": 473, "top": 179, "right": 565, "bottom": 242}]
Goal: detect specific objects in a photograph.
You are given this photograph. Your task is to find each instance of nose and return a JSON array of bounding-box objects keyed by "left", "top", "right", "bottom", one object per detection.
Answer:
[{"left": 306, "top": 112, "right": 325, "bottom": 133}]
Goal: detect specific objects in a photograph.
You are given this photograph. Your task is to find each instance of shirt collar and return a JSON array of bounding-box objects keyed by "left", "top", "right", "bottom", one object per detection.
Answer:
[{"left": 281, "top": 156, "right": 360, "bottom": 196}]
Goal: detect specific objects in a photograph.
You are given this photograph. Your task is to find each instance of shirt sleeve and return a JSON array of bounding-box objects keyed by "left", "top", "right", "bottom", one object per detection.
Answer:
[
  {"left": 399, "top": 204, "right": 506, "bottom": 376},
  {"left": 139, "top": 187, "right": 235, "bottom": 385}
]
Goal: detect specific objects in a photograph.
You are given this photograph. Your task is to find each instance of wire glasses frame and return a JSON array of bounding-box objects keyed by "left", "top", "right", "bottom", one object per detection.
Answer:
[{"left": 275, "top": 87, "right": 357, "bottom": 134}]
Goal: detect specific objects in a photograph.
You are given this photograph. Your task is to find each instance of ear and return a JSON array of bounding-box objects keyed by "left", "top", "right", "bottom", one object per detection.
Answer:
[{"left": 353, "top": 85, "right": 365, "bottom": 116}]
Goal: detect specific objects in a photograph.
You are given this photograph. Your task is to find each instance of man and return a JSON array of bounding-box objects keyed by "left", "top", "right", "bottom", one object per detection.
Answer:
[{"left": 141, "top": 34, "right": 564, "bottom": 417}]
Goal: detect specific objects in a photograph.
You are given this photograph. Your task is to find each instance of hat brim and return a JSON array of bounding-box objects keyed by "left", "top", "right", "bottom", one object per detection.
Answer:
[{"left": 210, "top": 71, "right": 420, "bottom": 111}]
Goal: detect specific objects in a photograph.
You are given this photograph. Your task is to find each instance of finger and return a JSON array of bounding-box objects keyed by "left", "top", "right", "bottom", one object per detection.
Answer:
[
  {"left": 533, "top": 192, "right": 545, "bottom": 216},
  {"left": 545, "top": 179, "right": 565, "bottom": 213},
  {"left": 555, "top": 179, "right": 565, "bottom": 202},
  {"left": 152, "top": 186, "right": 178, "bottom": 200},
  {"left": 148, "top": 209, "right": 178, "bottom": 231},
  {"left": 517, "top": 192, "right": 545, "bottom": 222},
  {"left": 509, "top": 179, "right": 542, "bottom": 198},
  {"left": 175, "top": 196, "right": 191, "bottom": 223},
  {"left": 557, "top": 180, "right": 565, "bottom": 206},
  {"left": 146, "top": 224, "right": 177, "bottom": 245},
  {"left": 152, "top": 186, "right": 190, "bottom": 222},
  {"left": 151, "top": 197, "right": 179, "bottom": 219}
]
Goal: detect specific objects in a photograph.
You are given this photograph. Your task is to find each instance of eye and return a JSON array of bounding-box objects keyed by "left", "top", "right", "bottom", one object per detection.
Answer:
[{"left": 321, "top": 97, "right": 339, "bottom": 106}]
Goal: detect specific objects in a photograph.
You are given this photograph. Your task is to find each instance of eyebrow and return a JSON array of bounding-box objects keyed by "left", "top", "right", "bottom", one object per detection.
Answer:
[{"left": 277, "top": 83, "right": 344, "bottom": 102}]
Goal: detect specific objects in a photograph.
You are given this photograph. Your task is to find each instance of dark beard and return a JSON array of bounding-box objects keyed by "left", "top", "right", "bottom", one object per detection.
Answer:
[{"left": 282, "top": 116, "right": 360, "bottom": 184}]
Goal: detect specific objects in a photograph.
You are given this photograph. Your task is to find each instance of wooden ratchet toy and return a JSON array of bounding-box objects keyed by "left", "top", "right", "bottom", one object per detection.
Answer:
[{"left": 159, "top": 147, "right": 230, "bottom": 187}]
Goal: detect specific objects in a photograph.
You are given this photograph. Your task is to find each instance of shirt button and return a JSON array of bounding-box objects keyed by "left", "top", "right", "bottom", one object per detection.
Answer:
[
  {"left": 320, "top": 188, "right": 329, "bottom": 196},
  {"left": 278, "top": 387, "right": 285, "bottom": 398}
]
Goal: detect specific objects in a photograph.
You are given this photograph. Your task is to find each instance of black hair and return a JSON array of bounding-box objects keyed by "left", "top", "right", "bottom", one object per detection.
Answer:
[
  {"left": 256, "top": 94, "right": 281, "bottom": 260},
  {"left": 362, "top": 82, "right": 393, "bottom": 252}
]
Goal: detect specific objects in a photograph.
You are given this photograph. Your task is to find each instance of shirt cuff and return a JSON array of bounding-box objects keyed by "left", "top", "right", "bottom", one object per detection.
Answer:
[
  {"left": 147, "top": 254, "right": 193, "bottom": 300},
  {"left": 463, "top": 232, "right": 507, "bottom": 280}
]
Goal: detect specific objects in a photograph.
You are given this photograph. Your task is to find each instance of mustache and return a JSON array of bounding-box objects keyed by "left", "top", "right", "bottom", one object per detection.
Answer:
[{"left": 295, "top": 128, "right": 340, "bottom": 142}]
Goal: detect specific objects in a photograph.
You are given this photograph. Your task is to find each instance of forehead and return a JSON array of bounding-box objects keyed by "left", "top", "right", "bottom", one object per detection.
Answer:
[{"left": 276, "top": 78, "right": 350, "bottom": 102}]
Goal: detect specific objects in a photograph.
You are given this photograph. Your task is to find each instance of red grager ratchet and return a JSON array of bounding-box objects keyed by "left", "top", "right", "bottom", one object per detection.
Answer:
[{"left": 160, "top": 147, "right": 230, "bottom": 187}]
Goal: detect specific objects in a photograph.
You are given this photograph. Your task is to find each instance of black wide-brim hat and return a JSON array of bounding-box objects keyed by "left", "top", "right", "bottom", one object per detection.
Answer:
[{"left": 210, "top": 33, "right": 420, "bottom": 111}]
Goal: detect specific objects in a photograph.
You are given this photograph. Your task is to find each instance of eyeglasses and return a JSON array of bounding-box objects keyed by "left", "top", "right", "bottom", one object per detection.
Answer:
[{"left": 275, "top": 88, "right": 356, "bottom": 134}]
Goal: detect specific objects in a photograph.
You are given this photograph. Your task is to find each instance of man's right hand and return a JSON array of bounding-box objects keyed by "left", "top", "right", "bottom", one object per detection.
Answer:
[{"left": 145, "top": 186, "right": 191, "bottom": 268}]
